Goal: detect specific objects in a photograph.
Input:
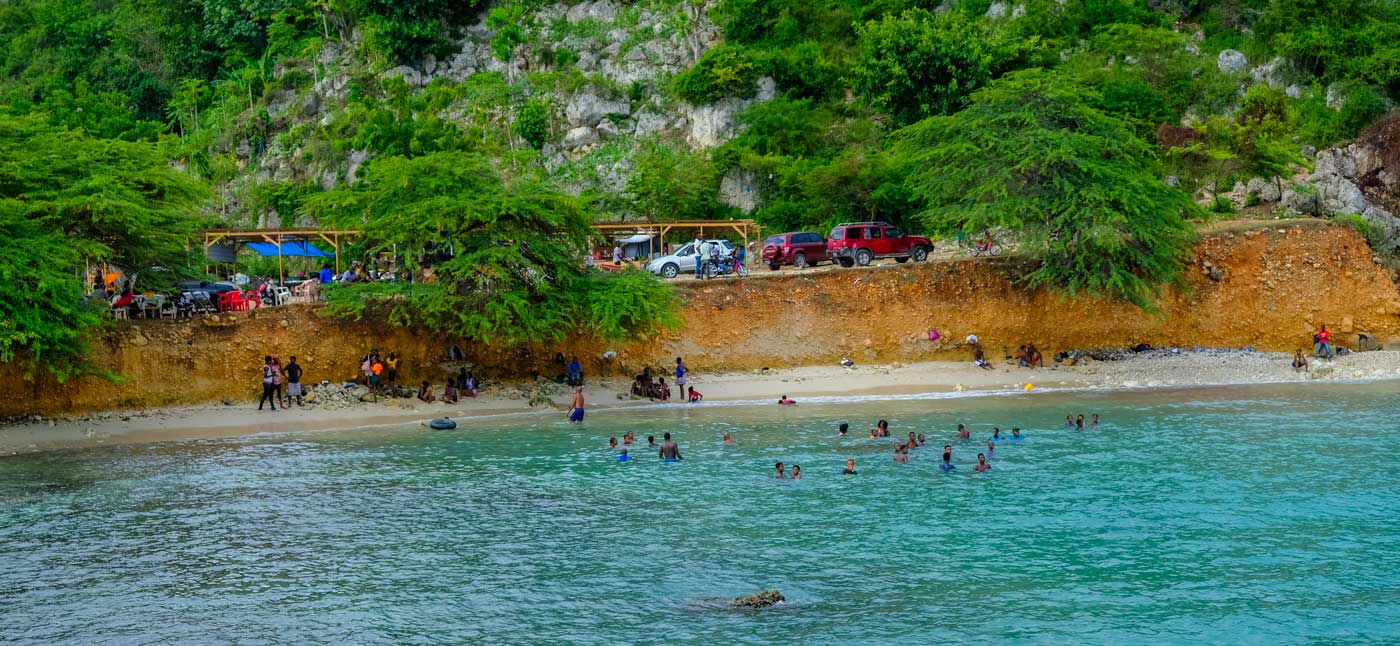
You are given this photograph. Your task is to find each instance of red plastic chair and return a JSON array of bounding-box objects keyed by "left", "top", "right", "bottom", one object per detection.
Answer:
[
  {"left": 218, "top": 291, "right": 242, "bottom": 312},
  {"left": 243, "top": 290, "right": 261, "bottom": 309}
]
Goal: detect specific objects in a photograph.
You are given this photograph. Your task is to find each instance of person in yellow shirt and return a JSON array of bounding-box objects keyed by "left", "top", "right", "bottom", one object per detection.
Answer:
[{"left": 384, "top": 352, "right": 399, "bottom": 385}]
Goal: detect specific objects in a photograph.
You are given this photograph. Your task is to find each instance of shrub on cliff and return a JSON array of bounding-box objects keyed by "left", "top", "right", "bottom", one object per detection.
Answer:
[
  {"left": 302, "top": 151, "right": 680, "bottom": 345},
  {"left": 895, "top": 69, "right": 1198, "bottom": 310}
]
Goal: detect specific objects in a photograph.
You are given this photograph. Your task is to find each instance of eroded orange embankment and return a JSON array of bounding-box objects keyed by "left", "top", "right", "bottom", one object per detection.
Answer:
[{"left": 4, "top": 222, "right": 1397, "bottom": 417}]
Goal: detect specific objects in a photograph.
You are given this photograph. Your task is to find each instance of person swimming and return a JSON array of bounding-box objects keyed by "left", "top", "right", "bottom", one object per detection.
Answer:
[
  {"left": 659, "top": 432, "right": 683, "bottom": 461},
  {"left": 870, "top": 419, "right": 890, "bottom": 438},
  {"left": 791, "top": 465, "right": 801, "bottom": 479},
  {"left": 1076, "top": 415, "right": 1085, "bottom": 431},
  {"left": 623, "top": 431, "right": 635, "bottom": 445},
  {"left": 647, "top": 435, "right": 658, "bottom": 448},
  {"left": 617, "top": 448, "right": 631, "bottom": 462},
  {"left": 989, "top": 428, "right": 1003, "bottom": 443},
  {"left": 838, "top": 422, "right": 849, "bottom": 436},
  {"left": 957, "top": 423, "right": 970, "bottom": 439},
  {"left": 907, "top": 432, "right": 918, "bottom": 448},
  {"left": 609, "top": 437, "right": 618, "bottom": 450},
  {"left": 974, "top": 453, "right": 990, "bottom": 472},
  {"left": 778, "top": 395, "right": 796, "bottom": 405},
  {"left": 1091, "top": 414, "right": 1099, "bottom": 428},
  {"left": 1064, "top": 415, "right": 1074, "bottom": 428},
  {"left": 917, "top": 433, "right": 926, "bottom": 446},
  {"left": 893, "top": 443, "right": 909, "bottom": 463},
  {"left": 943, "top": 444, "right": 953, "bottom": 457},
  {"left": 775, "top": 462, "right": 786, "bottom": 479},
  {"left": 939, "top": 452, "right": 956, "bottom": 472},
  {"left": 841, "top": 459, "right": 857, "bottom": 475},
  {"left": 1010, "top": 428, "right": 1023, "bottom": 441},
  {"left": 985, "top": 441, "right": 996, "bottom": 460},
  {"left": 723, "top": 431, "right": 737, "bottom": 445}
]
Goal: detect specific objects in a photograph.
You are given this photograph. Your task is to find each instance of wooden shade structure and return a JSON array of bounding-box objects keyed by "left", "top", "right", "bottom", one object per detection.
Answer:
[
  {"left": 203, "top": 228, "right": 362, "bottom": 282},
  {"left": 592, "top": 219, "right": 761, "bottom": 261}
]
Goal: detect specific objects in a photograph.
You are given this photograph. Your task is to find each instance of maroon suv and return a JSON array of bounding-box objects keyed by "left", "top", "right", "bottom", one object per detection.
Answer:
[
  {"left": 826, "top": 222, "right": 932, "bottom": 267},
  {"left": 761, "top": 232, "right": 829, "bottom": 270}
]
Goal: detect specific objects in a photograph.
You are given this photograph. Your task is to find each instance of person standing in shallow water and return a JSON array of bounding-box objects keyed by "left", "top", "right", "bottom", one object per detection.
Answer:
[
  {"left": 775, "top": 462, "right": 786, "bottom": 479},
  {"left": 659, "top": 432, "right": 683, "bottom": 461},
  {"left": 974, "top": 453, "right": 991, "bottom": 472},
  {"left": 568, "top": 387, "right": 585, "bottom": 423}
]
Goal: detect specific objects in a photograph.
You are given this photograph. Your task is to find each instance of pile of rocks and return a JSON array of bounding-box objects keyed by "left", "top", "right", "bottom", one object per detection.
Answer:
[{"left": 302, "top": 382, "right": 376, "bottom": 410}]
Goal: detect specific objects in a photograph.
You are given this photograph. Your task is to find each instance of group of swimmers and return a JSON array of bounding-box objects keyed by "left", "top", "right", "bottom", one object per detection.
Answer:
[{"left": 611, "top": 431, "right": 684, "bottom": 462}]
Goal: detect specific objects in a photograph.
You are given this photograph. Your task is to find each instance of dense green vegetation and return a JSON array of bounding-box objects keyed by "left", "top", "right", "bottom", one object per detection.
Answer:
[{"left": 2, "top": 0, "right": 1399, "bottom": 380}]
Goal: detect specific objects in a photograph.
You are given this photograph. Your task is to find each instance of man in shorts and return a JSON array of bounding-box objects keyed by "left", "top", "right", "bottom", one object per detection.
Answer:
[
  {"left": 284, "top": 356, "right": 304, "bottom": 406},
  {"left": 568, "top": 387, "right": 585, "bottom": 423}
]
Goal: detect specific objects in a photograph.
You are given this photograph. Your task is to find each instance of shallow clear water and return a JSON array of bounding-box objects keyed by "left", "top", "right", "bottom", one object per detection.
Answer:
[{"left": 3, "top": 383, "right": 1400, "bottom": 644}]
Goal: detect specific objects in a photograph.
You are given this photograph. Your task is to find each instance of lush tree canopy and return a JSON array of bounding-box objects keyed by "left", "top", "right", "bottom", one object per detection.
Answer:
[
  {"left": 897, "top": 69, "right": 1198, "bottom": 308},
  {"left": 0, "top": 113, "right": 205, "bottom": 379},
  {"left": 303, "top": 151, "right": 679, "bottom": 345},
  {"left": 850, "top": 9, "right": 1000, "bottom": 126}
]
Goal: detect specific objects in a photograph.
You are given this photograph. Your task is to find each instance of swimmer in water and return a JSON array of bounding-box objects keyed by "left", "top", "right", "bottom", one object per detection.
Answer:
[
  {"left": 907, "top": 432, "right": 918, "bottom": 448},
  {"left": 775, "top": 462, "right": 786, "bottom": 479},
  {"left": 617, "top": 448, "right": 631, "bottom": 462},
  {"left": 838, "top": 422, "right": 849, "bottom": 437},
  {"left": 568, "top": 386, "right": 585, "bottom": 423},
  {"left": 893, "top": 443, "right": 909, "bottom": 463},
  {"left": 778, "top": 395, "right": 796, "bottom": 405},
  {"left": 974, "top": 453, "right": 990, "bottom": 472},
  {"left": 659, "top": 432, "right": 683, "bottom": 461},
  {"left": 870, "top": 419, "right": 890, "bottom": 438},
  {"left": 986, "top": 440, "right": 996, "bottom": 460},
  {"left": 917, "top": 433, "right": 926, "bottom": 446},
  {"left": 1091, "top": 414, "right": 1099, "bottom": 428},
  {"left": 1064, "top": 414, "right": 1074, "bottom": 428},
  {"left": 939, "top": 452, "right": 956, "bottom": 472},
  {"left": 943, "top": 444, "right": 953, "bottom": 458},
  {"left": 1076, "top": 415, "right": 1085, "bottom": 431},
  {"left": 609, "top": 437, "right": 618, "bottom": 450},
  {"left": 647, "top": 435, "right": 658, "bottom": 448},
  {"left": 723, "top": 431, "right": 737, "bottom": 445},
  {"left": 957, "top": 423, "right": 970, "bottom": 440},
  {"left": 791, "top": 465, "right": 801, "bottom": 479},
  {"left": 842, "top": 459, "right": 857, "bottom": 475},
  {"left": 623, "top": 431, "right": 635, "bottom": 445},
  {"left": 990, "top": 427, "right": 1003, "bottom": 443},
  {"left": 1011, "top": 428, "right": 1023, "bottom": 441}
]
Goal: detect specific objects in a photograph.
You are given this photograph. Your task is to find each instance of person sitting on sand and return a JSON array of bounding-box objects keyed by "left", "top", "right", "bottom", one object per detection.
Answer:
[
  {"left": 957, "top": 423, "right": 970, "bottom": 439},
  {"left": 417, "top": 380, "right": 435, "bottom": 403},
  {"left": 1293, "top": 349, "right": 1310, "bottom": 373},
  {"left": 791, "top": 465, "right": 801, "bottom": 479},
  {"left": 893, "top": 443, "right": 909, "bottom": 463},
  {"left": 1028, "top": 344, "right": 1044, "bottom": 368},
  {"left": 656, "top": 377, "right": 671, "bottom": 401},
  {"left": 973, "top": 344, "right": 995, "bottom": 370},
  {"left": 974, "top": 453, "right": 991, "bottom": 472},
  {"left": 723, "top": 432, "right": 736, "bottom": 445},
  {"left": 687, "top": 386, "right": 703, "bottom": 403},
  {"left": 841, "top": 459, "right": 857, "bottom": 475},
  {"left": 939, "top": 452, "right": 956, "bottom": 472},
  {"left": 442, "top": 381, "right": 460, "bottom": 404},
  {"left": 775, "top": 462, "right": 786, "bottom": 479},
  {"left": 778, "top": 395, "right": 796, "bottom": 405},
  {"left": 1017, "top": 345, "right": 1031, "bottom": 367}
]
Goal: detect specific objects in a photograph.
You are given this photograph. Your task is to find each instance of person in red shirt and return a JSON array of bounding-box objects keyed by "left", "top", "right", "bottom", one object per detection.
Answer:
[
  {"left": 1314, "top": 325, "right": 1334, "bottom": 359},
  {"left": 687, "top": 386, "right": 703, "bottom": 403}
]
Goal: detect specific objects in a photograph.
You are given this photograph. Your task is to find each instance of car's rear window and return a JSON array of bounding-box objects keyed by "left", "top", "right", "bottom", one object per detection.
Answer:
[
  {"left": 830, "top": 227, "right": 845, "bottom": 240},
  {"left": 765, "top": 236, "right": 784, "bottom": 245}
]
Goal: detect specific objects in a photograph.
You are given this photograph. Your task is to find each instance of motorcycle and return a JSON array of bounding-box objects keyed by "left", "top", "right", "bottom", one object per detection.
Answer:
[{"left": 702, "top": 249, "right": 749, "bottom": 279}]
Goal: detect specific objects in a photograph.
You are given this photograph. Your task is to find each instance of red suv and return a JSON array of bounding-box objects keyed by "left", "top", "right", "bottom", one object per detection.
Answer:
[
  {"left": 827, "top": 222, "right": 932, "bottom": 267},
  {"left": 761, "top": 232, "right": 829, "bottom": 270}
]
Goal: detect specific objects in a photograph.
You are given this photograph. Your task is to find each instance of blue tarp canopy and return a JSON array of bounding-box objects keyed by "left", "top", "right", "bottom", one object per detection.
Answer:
[{"left": 244, "top": 241, "right": 335, "bottom": 257}]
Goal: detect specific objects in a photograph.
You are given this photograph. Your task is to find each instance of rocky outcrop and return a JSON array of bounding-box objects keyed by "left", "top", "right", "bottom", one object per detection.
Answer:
[
  {"left": 732, "top": 590, "right": 785, "bottom": 608},
  {"left": 1217, "top": 49, "right": 1249, "bottom": 72}
]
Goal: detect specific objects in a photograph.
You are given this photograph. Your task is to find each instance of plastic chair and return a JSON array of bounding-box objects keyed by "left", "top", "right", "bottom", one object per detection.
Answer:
[
  {"left": 243, "top": 290, "right": 262, "bottom": 309},
  {"left": 271, "top": 286, "right": 293, "bottom": 306}
]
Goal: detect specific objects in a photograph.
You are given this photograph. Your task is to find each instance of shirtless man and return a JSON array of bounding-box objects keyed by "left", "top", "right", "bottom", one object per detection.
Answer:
[
  {"left": 622, "top": 431, "right": 635, "bottom": 445},
  {"left": 567, "top": 387, "right": 585, "bottom": 423},
  {"left": 974, "top": 453, "right": 991, "bottom": 472},
  {"left": 957, "top": 423, "right": 970, "bottom": 440},
  {"left": 838, "top": 422, "right": 849, "bottom": 437},
  {"left": 791, "top": 465, "right": 801, "bottom": 479},
  {"left": 775, "top": 462, "right": 786, "bottom": 479},
  {"left": 917, "top": 433, "right": 927, "bottom": 446},
  {"left": 647, "top": 435, "right": 658, "bottom": 449},
  {"left": 723, "top": 431, "right": 737, "bottom": 445},
  {"left": 893, "top": 443, "right": 909, "bottom": 463},
  {"left": 907, "top": 432, "right": 918, "bottom": 449},
  {"left": 1076, "top": 415, "right": 1085, "bottom": 431},
  {"left": 659, "top": 432, "right": 683, "bottom": 461},
  {"left": 1091, "top": 414, "right": 1099, "bottom": 428}
]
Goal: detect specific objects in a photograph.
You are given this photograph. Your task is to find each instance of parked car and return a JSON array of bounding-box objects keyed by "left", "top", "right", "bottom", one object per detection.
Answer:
[
  {"left": 826, "top": 222, "right": 933, "bottom": 268},
  {"left": 761, "top": 232, "right": 828, "bottom": 270},
  {"left": 176, "top": 280, "right": 240, "bottom": 296},
  {"left": 645, "top": 239, "right": 736, "bottom": 279}
]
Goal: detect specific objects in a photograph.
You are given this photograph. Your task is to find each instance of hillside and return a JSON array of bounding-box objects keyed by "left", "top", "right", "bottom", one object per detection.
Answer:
[{"left": 5, "top": 0, "right": 1400, "bottom": 383}]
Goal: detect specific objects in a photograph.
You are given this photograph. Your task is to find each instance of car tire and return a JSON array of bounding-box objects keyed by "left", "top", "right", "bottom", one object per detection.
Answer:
[
  {"left": 768, "top": 263, "right": 781, "bottom": 271},
  {"left": 912, "top": 245, "right": 929, "bottom": 262},
  {"left": 794, "top": 253, "right": 807, "bottom": 269},
  {"left": 855, "top": 249, "right": 874, "bottom": 267},
  {"left": 838, "top": 257, "right": 855, "bottom": 268},
  {"left": 661, "top": 263, "right": 679, "bottom": 279},
  {"left": 895, "top": 257, "right": 909, "bottom": 263}
]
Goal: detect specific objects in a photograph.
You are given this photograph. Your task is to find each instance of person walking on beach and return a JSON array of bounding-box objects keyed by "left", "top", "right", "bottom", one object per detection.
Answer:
[
  {"left": 284, "top": 356, "right": 304, "bottom": 407},
  {"left": 568, "top": 386, "right": 585, "bottom": 423},
  {"left": 1314, "top": 325, "right": 1334, "bottom": 359},
  {"left": 257, "top": 356, "right": 278, "bottom": 411},
  {"left": 659, "top": 432, "right": 683, "bottom": 461},
  {"left": 675, "top": 357, "right": 687, "bottom": 391}
]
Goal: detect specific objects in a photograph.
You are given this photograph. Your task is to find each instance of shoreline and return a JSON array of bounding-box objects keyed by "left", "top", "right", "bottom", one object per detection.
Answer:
[{"left": 4, "top": 349, "right": 1399, "bottom": 456}]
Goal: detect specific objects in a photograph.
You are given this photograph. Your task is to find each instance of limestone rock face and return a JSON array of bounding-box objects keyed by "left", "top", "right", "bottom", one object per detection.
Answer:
[{"left": 1217, "top": 49, "right": 1248, "bottom": 72}]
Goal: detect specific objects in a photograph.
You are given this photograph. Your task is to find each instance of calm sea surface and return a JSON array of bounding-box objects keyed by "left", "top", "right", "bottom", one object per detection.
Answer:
[{"left": 3, "top": 382, "right": 1399, "bottom": 644}]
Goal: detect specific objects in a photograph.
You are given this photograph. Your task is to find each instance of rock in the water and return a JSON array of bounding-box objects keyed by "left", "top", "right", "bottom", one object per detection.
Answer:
[
  {"left": 733, "top": 590, "right": 785, "bottom": 608},
  {"left": 1217, "top": 49, "right": 1248, "bottom": 73}
]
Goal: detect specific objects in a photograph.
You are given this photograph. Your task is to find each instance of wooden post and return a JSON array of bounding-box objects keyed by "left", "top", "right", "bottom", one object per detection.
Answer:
[
  {"left": 334, "top": 233, "right": 341, "bottom": 274},
  {"left": 277, "top": 233, "right": 285, "bottom": 285}
]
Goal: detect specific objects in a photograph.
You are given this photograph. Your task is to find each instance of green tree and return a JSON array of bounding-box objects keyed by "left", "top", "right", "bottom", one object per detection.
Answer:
[
  {"left": 0, "top": 113, "right": 205, "bottom": 379},
  {"left": 514, "top": 99, "right": 551, "bottom": 150},
  {"left": 850, "top": 9, "right": 997, "bottom": 126},
  {"left": 896, "top": 69, "right": 1197, "bottom": 309},
  {"left": 626, "top": 142, "right": 719, "bottom": 221},
  {"left": 302, "top": 151, "right": 678, "bottom": 344}
]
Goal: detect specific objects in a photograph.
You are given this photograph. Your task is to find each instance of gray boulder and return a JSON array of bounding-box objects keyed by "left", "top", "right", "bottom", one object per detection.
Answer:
[
  {"left": 565, "top": 93, "right": 631, "bottom": 127},
  {"left": 986, "top": 2, "right": 1008, "bottom": 18},
  {"left": 1246, "top": 177, "right": 1281, "bottom": 203},
  {"left": 563, "top": 126, "right": 599, "bottom": 150},
  {"left": 1217, "top": 49, "right": 1248, "bottom": 73}
]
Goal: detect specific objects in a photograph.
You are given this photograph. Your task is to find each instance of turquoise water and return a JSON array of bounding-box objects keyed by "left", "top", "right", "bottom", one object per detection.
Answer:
[{"left": 3, "top": 383, "right": 1400, "bottom": 644}]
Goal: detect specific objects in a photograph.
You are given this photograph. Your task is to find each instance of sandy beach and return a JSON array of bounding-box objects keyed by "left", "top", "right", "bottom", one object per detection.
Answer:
[{"left": 4, "top": 348, "right": 1398, "bottom": 455}]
